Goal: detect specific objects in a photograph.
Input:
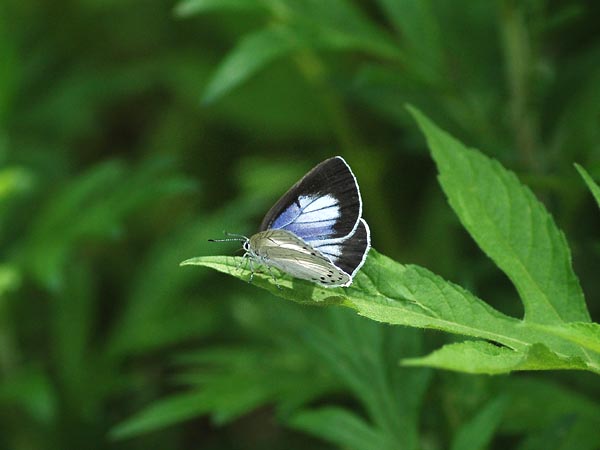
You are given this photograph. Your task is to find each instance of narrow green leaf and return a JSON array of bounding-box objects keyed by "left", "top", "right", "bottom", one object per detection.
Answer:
[
  {"left": 288, "top": 407, "right": 394, "bottom": 450},
  {"left": 23, "top": 159, "right": 194, "bottom": 290},
  {"left": 575, "top": 163, "right": 600, "bottom": 209},
  {"left": 451, "top": 395, "right": 509, "bottom": 450},
  {"left": 0, "top": 368, "right": 56, "bottom": 424},
  {"left": 110, "top": 391, "right": 207, "bottom": 440},
  {"left": 203, "top": 26, "right": 299, "bottom": 104},
  {"left": 374, "top": 0, "right": 443, "bottom": 81},
  {"left": 502, "top": 377, "right": 600, "bottom": 433},
  {"left": 402, "top": 341, "right": 587, "bottom": 374},
  {"left": 174, "top": 0, "right": 263, "bottom": 17},
  {"left": 280, "top": 0, "right": 403, "bottom": 61},
  {"left": 408, "top": 105, "right": 589, "bottom": 324}
]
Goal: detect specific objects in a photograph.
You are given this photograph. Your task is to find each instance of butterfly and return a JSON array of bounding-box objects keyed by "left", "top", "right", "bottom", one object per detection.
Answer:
[{"left": 212, "top": 156, "right": 370, "bottom": 287}]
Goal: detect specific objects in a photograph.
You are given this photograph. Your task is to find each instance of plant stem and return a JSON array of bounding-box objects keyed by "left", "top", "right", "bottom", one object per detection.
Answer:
[{"left": 499, "top": 1, "right": 542, "bottom": 172}]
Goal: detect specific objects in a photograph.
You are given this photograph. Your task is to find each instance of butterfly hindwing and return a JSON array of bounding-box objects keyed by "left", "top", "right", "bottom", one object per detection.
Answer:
[
  {"left": 259, "top": 156, "right": 362, "bottom": 242},
  {"left": 311, "top": 218, "right": 370, "bottom": 277}
]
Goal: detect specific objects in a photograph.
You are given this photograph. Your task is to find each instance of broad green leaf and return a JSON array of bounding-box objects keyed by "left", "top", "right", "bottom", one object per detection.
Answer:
[
  {"left": 530, "top": 322, "right": 600, "bottom": 354},
  {"left": 203, "top": 26, "right": 300, "bottom": 104},
  {"left": 181, "top": 250, "right": 600, "bottom": 373},
  {"left": 575, "top": 163, "right": 600, "bottom": 209},
  {"left": 402, "top": 341, "right": 587, "bottom": 374},
  {"left": 288, "top": 407, "right": 394, "bottom": 450},
  {"left": 451, "top": 395, "right": 509, "bottom": 450},
  {"left": 181, "top": 254, "right": 347, "bottom": 306},
  {"left": 174, "top": 0, "right": 264, "bottom": 17},
  {"left": 408, "top": 106, "right": 589, "bottom": 324}
]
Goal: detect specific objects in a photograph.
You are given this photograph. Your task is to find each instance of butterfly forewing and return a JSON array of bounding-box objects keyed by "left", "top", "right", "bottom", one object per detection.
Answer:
[
  {"left": 259, "top": 157, "right": 362, "bottom": 243},
  {"left": 249, "top": 229, "right": 352, "bottom": 287}
]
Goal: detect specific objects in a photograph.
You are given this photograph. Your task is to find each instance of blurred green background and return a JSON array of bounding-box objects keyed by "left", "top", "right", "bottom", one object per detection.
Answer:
[{"left": 1, "top": 0, "right": 599, "bottom": 449}]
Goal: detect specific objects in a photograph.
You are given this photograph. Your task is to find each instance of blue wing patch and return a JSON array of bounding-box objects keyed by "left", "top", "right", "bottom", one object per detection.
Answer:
[{"left": 270, "top": 194, "right": 341, "bottom": 240}]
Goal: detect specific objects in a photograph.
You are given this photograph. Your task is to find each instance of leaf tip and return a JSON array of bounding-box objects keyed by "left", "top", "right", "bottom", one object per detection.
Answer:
[{"left": 179, "top": 258, "right": 197, "bottom": 266}]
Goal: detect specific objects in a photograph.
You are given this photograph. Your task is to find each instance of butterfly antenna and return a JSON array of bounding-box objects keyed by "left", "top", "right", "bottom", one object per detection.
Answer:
[
  {"left": 208, "top": 237, "right": 246, "bottom": 243},
  {"left": 208, "top": 231, "right": 249, "bottom": 243},
  {"left": 224, "top": 231, "right": 249, "bottom": 239}
]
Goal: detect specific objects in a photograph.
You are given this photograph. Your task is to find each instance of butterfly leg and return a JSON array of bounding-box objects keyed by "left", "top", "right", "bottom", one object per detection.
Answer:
[
  {"left": 265, "top": 265, "right": 281, "bottom": 290},
  {"left": 237, "top": 252, "right": 249, "bottom": 270},
  {"left": 247, "top": 256, "right": 255, "bottom": 283}
]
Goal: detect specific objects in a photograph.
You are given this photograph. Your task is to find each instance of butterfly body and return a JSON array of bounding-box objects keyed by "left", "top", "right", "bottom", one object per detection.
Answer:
[{"left": 214, "top": 156, "right": 370, "bottom": 287}]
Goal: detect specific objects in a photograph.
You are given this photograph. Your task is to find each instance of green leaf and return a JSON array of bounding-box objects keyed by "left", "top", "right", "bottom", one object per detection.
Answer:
[
  {"left": 502, "top": 377, "right": 600, "bottom": 433},
  {"left": 203, "top": 26, "right": 300, "bottom": 104},
  {"left": 279, "top": 0, "right": 403, "bottom": 61},
  {"left": 113, "top": 343, "right": 333, "bottom": 439},
  {"left": 575, "top": 163, "right": 600, "bottom": 209},
  {"left": 408, "top": 105, "right": 589, "bottom": 324},
  {"left": 284, "top": 309, "right": 429, "bottom": 448},
  {"left": 181, "top": 250, "right": 600, "bottom": 374},
  {"left": 450, "top": 395, "right": 509, "bottom": 450},
  {"left": 531, "top": 322, "right": 600, "bottom": 354},
  {"left": 0, "top": 167, "right": 34, "bottom": 200},
  {"left": 110, "top": 391, "right": 208, "bottom": 440},
  {"left": 403, "top": 341, "right": 587, "bottom": 374},
  {"left": 0, "top": 264, "right": 20, "bottom": 297},
  {"left": 22, "top": 159, "right": 195, "bottom": 290},
  {"left": 174, "top": 0, "right": 264, "bottom": 17},
  {"left": 181, "top": 254, "right": 347, "bottom": 306},
  {"left": 288, "top": 407, "right": 394, "bottom": 450},
  {"left": 201, "top": 0, "right": 404, "bottom": 103},
  {"left": 374, "top": 0, "right": 443, "bottom": 81}
]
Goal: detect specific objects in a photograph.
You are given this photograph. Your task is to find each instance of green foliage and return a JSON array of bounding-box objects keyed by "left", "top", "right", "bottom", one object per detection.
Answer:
[
  {"left": 2, "top": 0, "right": 600, "bottom": 449},
  {"left": 450, "top": 395, "right": 509, "bottom": 450},
  {"left": 183, "top": 110, "right": 600, "bottom": 375},
  {"left": 575, "top": 164, "right": 600, "bottom": 209}
]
